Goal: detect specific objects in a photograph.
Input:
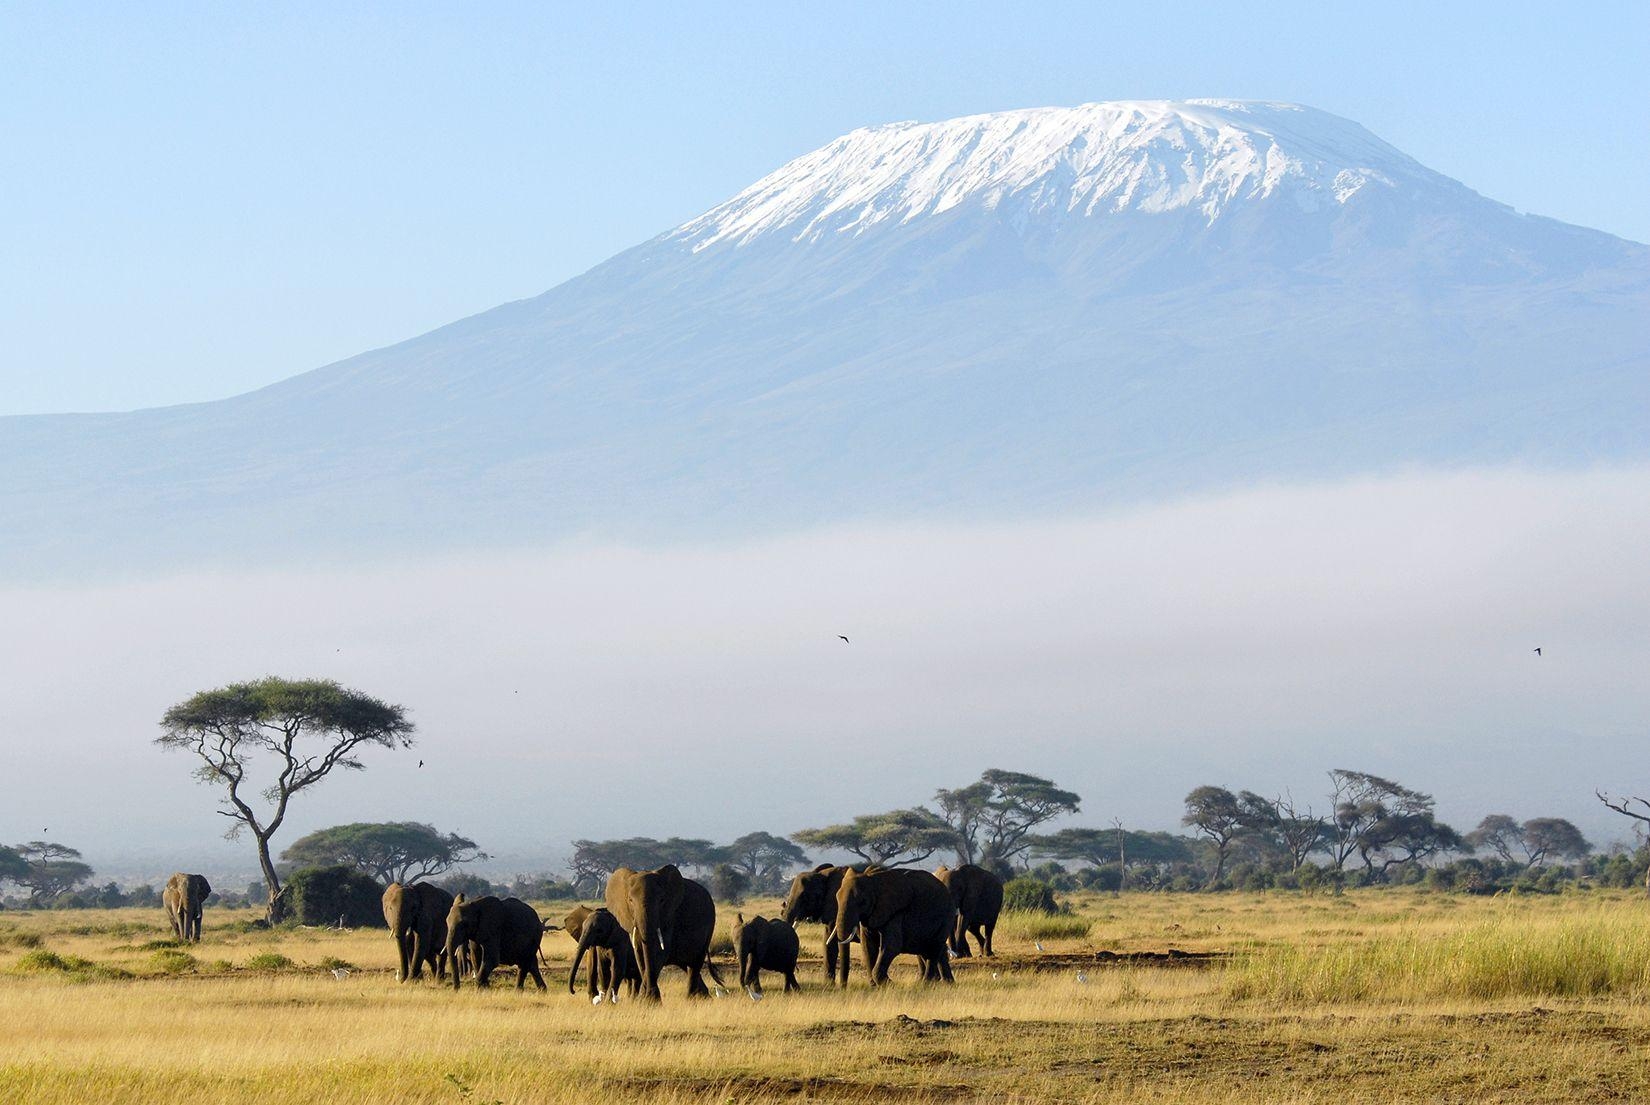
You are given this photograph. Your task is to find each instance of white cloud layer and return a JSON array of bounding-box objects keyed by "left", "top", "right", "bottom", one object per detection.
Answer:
[{"left": 4, "top": 464, "right": 1648, "bottom": 880}]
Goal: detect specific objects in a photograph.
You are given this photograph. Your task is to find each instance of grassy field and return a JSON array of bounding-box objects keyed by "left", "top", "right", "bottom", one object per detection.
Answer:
[{"left": 4, "top": 889, "right": 1649, "bottom": 1103}]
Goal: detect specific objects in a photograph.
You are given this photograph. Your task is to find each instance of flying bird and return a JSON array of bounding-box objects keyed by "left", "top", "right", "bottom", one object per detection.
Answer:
[
  {"left": 1534, "top": 647, "right": 1542, "bottom": 656},
  {"left": 418, "top": 760, "right": 424, "bottom": 768},
  {"left": 838, "top": 635, "right": 850, "bottom": 643}
]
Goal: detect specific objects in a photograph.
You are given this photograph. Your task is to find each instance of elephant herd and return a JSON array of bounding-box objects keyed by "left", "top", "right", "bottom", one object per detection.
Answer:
[
  {"left": 165, "top": 860, "right": 1006, "bottom": 1003},
  {"left": 383, "top": 861, "right": 1004, "bottom": 1002}
]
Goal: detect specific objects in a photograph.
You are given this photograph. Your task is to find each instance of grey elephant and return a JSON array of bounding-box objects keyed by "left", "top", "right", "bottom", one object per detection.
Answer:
[
  {"left": 732, "top": 912, "right": 800, "bottom": 997},
  {"left": 603, "top": 864, "right": 726, "bottom": 1001},
  {"left": 781, "top": 863, "right": 879, "bottom": 987},
  {"left": 383, "top": 881, "right": 455, "bottom": 982},
  {"left": 935, "top": 863, "right": 1004, "bottom": 957},
  {"left": 833, "top": 867, "right": 956, "bottom": 985},
  {"left": 163, "top": 872, "right": 211, "bottom": 942},
  {"left": 564, "top": 904, "right": 642, "bottom": 1004},
  {"left": 443, "top": 895, "right": 547, "bottom": 991}
]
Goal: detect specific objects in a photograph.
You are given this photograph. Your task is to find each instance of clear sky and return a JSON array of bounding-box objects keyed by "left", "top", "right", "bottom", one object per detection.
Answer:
[{"left": 2, "top": 2, "right": 1646, "bottom": 415}]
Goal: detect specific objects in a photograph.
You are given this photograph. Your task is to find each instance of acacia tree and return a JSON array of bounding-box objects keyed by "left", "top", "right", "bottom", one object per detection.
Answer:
[
  {"left": 1465, "top": 814, "right": 1525, "bottom": 864},
  {"left": 1324, "top": 770, "right": 1434, "bottom": 872},
  {"left": 280, "top": 822, "right": 485, "bottom": 885},
  {"left": 721, "top": 831, "right": 810, "bottom": 894},
  {"left": 1519, "top": 818, "right": 1591, "bottom": 867},
  {"left": 157, "top": 677, "right": 414, "bottom": 922},
  {"left": 10, "top": 842, "right": 94, "bottom": 904},
  {"left": 1597, "top": 791, "right": 1650, "bottom": 892},
  {"left": 792, "top": 809, "right": 956, "bottom": 866},
  {"left": 934, "top": 769, "right": 1081, "bottom": 872},
  {"left": 1181, "top": 787, "right": 1246, "bottom": 886}
]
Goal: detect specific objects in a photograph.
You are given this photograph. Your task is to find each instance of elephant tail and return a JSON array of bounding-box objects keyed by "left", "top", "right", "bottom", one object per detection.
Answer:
[{"left": 704, "top": 949, "right": 728, "bottom": 989}]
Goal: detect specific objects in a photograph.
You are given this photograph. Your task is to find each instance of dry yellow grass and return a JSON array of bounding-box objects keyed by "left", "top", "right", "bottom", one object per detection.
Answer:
[{"left": 3, "top": 889, "right": 1649, "bottom": 1103}]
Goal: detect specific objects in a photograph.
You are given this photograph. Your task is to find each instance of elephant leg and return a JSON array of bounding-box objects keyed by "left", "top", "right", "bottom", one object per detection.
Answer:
[
  {"left": 408, "top": 929, "right": 424, "bottom": 980},
  {"left": 784, "top": 969, "right": 800, "bottom": 993},
  {"left": 824, "top": 937, "right": 842, "bottom": 987},
  {"left": 935, "top": 939, "right": 956, "bottom": 983},
  {"left": 686, "top": 958, "right": 711, "bottom": 998},
  {"left": 743, "top": 952, "right": 761, "bottom": 996},
  {"left": 477, "top": 944, "right": 498, "bottom": 988},
  {"left": 983, "top": 919, "right": 996, "bottom": 957},
  {"left": 872, "top": 938, "right": 899, "bottom": 986}
]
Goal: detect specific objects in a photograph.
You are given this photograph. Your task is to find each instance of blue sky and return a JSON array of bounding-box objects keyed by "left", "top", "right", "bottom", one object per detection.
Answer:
[{"left": 3, "top": 2, "right": 1646, "bottom": 415}]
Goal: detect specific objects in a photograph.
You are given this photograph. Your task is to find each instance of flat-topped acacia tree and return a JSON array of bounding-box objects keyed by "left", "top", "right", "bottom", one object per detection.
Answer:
[{"left": 157, "top": 677, "right": 414, "bottom": 923}]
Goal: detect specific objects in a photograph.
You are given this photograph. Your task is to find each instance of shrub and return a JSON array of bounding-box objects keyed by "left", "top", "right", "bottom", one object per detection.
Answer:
[
  {"left": 245, "top": 952, "right": 295, "bottom": 971},
  {"left": 282, "top": 866, "right": 386, "bottom": 928},
  {"left": 1002, "top": 878, "right": 1059, "bottom": 915},
  {"left": 149, "top": 948, "right": 197, "bottom": 974}
]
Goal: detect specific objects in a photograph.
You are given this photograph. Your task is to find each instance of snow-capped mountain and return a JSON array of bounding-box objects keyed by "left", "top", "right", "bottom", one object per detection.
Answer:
[
  {"left": 674, "top": 101, "right": 1436, "bottom": 248},
  {"left": 3, "top": 101, "right": 1647, "bottom": 575}
]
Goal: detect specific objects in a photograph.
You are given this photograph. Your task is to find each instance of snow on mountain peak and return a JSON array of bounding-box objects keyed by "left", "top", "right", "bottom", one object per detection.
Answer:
[{"left": 673, "top": 100, "right": 1441, "bottom": 251}]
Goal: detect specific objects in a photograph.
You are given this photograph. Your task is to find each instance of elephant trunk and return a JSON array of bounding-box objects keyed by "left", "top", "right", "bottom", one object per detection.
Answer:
[{"left": 568, "top": 925, "right": 596, "bottom": 995}]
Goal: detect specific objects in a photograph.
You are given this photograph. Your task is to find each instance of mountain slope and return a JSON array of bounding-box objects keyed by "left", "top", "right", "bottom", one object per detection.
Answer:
[{"left": 3, "top": 100, "right": 1647, "bottom": 575}]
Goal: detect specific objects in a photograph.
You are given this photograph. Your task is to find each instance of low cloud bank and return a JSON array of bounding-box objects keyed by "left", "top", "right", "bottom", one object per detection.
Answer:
[{"left": 6, "top": 464, "right": 1648, "bottom": 871}]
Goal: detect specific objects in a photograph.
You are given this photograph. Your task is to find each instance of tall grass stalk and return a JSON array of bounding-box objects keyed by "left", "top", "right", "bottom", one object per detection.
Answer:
[{"left": 1229, "top": 906, "right": 1650, "bottom": 1002}]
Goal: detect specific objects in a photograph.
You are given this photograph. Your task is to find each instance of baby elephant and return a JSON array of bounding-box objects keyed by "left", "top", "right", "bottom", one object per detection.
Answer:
[
  {"left": 565, "top": 905, "right": 641, "bottom": 1004},
  {"left": 732, "top": 913, "right": 800, "bottom": 998}
]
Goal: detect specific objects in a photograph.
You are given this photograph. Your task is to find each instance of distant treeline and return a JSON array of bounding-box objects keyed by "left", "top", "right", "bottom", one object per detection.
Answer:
[{"left": 7, "top": 767, "right": 1649, "bottom": 910}]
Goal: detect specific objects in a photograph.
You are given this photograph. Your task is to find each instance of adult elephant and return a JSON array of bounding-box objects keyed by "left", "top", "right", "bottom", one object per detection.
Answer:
[
  {"left": 443, "top": 895, "right": 547, "bottom": 991},
  {"left": 163, "top": 872, "right": 211, "bottom": 943},
  {"left": 833, "top": 867, "right": 956, "bottom": 986},
  {"left": 382, "top": 881, "right": 455, "bottom": 982},
  {"left": 935, "top": 864, "right": 1004, "bottom": 957},
  {"left": 565, "top": 904, "right": 642, "bottom": 1004},
  {"left": 604, "top": 864, "right": 724, "bottom": 1001},
  {"left": 781, "top": 863, "right": 878, "bottom": 987}
]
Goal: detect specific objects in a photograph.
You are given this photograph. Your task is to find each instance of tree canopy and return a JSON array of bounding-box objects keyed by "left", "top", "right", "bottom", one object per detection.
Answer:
[
  {"left": 9, "top": 841, "right": 94, "bottom": 904},
  {"left": 156, "top": 676, "right": 414, "bottom": 920},
  {"left": 934, "top": 769, "right": 1082, "bottom": 870},
  {"left": 280, "top": 822, "right": 485, "bottom": 885},
  {"left": 792, "top": 808, "right": 957, "bottom": 867}
]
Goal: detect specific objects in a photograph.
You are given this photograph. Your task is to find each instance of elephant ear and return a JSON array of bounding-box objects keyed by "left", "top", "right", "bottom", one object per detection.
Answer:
[
  {"left": 863, "top": 871, "right": 915, "bottom": 929},
  {"left": 193, "top": 874, "right": 212, "bottom": 898}
]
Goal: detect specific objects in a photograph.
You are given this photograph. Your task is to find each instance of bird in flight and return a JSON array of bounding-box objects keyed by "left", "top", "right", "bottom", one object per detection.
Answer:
[
  {"left": 418, "top": 760, "right": 424, "bottom": 768},
  {"left": 838, "top": 635, "right": 850, "bottom": 643},
  {"left": 1534, "top": 647, "right": 1542, "bottom": 657}
]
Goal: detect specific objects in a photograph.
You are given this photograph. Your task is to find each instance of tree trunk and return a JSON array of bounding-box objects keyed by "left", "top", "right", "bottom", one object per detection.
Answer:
[{"left": 257, "top": 834, "right": 287, "bottom": 924}]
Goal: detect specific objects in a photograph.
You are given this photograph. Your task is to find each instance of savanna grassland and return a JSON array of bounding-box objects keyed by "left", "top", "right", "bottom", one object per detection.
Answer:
[{"left": 4, "top": 890, "right": 1650, "bottom": 1104}]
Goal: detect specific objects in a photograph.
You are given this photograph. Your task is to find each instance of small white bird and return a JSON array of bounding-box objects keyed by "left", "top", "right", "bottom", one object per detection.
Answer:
[
  {"left": 1076, "top": 971, "right": 1089, "bottom": 984},
  {"left": 591, "top": 994, "right": 602, "bottom": 1006},
  {"left": 713, "top": 986, "right": 727, "bottom": 998},
  {"left": 748, "top": 989, "right": 764, "bottom": 1002},
  {"left": 1034, "top": 941, "right": 1045, "bottom": 952},
  {"left": 991, "top": 971, "right": 1001, "bottom": 980},
  {"left": 330, "top": 968, "right": 351, "bottom": 980}
]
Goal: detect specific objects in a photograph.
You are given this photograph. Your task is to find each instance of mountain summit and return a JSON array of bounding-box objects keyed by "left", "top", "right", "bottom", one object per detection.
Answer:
[
  {"left": 3, "top": 101, "right": 1646, "bottom": 575},
  {"left": 676, "top": 101, "right": 1437, "bottom": 249}
]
